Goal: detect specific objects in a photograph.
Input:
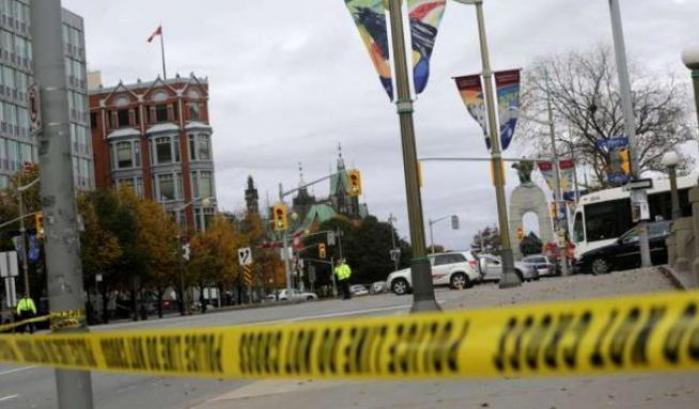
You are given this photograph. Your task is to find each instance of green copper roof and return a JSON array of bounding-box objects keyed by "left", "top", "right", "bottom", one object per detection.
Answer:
[
  {"left": 330, "top": 171, "right": 351, "bottom": 196},
  {"left": 293, "top": 203, "right": 338, "bottom": 235}
]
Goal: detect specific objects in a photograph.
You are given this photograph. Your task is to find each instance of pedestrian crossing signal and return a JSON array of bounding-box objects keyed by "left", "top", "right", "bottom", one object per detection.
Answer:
[
  {"left": 319, "top": 243, "right": 326, "bottom": 259},
  {"left": 347, "top": 169, "right": 362, "bottom": 197},
  {"left": 271, "top": 204, "right": 288, "bottom": 232}
]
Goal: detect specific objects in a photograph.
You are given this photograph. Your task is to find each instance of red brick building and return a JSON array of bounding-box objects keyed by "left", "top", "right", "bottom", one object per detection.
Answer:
[{"left": 89, "top": 73, "right": 217, "bottom": 230}]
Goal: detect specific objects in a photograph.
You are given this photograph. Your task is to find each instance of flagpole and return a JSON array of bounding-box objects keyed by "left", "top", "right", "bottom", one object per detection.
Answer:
[{"left": 159, "top": 26, "right": 167, "bottom": 79}]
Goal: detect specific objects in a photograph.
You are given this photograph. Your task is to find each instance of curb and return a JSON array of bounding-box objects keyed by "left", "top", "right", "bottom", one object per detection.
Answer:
[{"left": 657, "top": 265, "right": 687, "bottom": 290}]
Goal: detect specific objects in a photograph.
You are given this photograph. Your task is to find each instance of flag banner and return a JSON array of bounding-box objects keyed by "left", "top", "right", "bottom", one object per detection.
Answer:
[
  {"left": 28, "top": 234, "right": 40, "bottom": 263},
  {"left": 494, "top": 69, "right": 521, "bottom": 151},
  {"left": 454, "top": 74, "right": 490, "bottom": 149},
  {"left": 344, "top": 0, "right": 393, "bottom": 99},
  {"left": 147, "top": 25, "right": 162, "bottom": 43},
  {"left": 538, "top": 159, "right": 576, "bottom": 200},
  {"left": 408, "top": 0, "right": 447, "bottom": 94}
]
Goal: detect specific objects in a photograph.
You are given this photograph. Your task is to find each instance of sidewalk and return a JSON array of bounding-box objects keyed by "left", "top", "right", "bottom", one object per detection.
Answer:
[{"left": 193, "top": 268, "right": 698, "bottom": 409}]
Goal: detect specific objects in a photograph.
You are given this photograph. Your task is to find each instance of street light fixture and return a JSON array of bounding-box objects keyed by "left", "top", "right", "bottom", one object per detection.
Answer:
[
  {"left": 428, "top": 215, "right": 459, "bottom": 255},
  {"left": 451, "top": 0, "right": 521, "bottom": 288},
  {"left": 682, "top": 46, "right": 699, "bottom": 131},
  {"left": 661, "top": 150, "right": 681, "bottom": 221},
  {"left": 174, "top": 196, "right": 213, "bottom": 315}
]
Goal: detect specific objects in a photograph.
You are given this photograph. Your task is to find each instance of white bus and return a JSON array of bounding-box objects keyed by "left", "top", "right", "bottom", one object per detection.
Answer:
[{"left": 571, "top": 174, "right": 697, "bottom": 258}]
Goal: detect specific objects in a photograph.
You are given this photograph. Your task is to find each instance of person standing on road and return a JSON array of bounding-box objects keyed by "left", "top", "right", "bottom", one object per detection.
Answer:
[
  {"left": 16, "top": 294, "right": 37, "bottom": 334},
  {"left": 334, "top": 258, "right": 352, "bottom": 300}
]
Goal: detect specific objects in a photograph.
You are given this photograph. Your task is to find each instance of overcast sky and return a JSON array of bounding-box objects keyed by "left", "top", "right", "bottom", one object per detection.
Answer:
[{"left": 63, "top": 0, "right": 699, "bottom": 250}]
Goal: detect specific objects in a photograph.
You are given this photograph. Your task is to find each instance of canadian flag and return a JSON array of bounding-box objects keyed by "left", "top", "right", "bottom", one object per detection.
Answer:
[{"left": 147, "top": 25, "right": 162, "bottom": 43}]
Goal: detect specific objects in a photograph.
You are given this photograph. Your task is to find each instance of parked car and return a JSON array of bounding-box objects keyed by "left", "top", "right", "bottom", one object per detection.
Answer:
[
  {"left": 521, "top": 254, "right": 559, "bottom": 277},
  {"left": 575, "top": 221, "right": 671, "bottom": 275},
  {"left": 277, "top": 289, "right": 318, "bottom": 301},
  {"left": 369, "top": 281, "right": 388, "bottom": 295},
  {"left": 477, "top": 254, "right": 539, "bottom": 282},
  {"left": 350, "top": 284, "right": 369, "bottom": 296},
  {"left": 386, "top": 251, "right": 480, "bottom": 295}
]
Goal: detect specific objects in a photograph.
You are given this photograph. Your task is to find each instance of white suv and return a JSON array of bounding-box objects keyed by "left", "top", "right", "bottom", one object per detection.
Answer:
[{"left": 386, "top": 251, "right": 480, "bottom": 295}]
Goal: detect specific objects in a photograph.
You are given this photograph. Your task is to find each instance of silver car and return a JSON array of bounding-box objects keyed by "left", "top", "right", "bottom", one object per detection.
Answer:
[{"left": 477, "top": 254, "right": 539, "bottom": 282}]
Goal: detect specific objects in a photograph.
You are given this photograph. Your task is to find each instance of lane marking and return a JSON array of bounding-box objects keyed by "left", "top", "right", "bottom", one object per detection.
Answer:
[
  {"left": 0, "top": 366, "right": 37, "bottom": 376},
  {"left": 0, "top": 394, "right": 18, "bottom": 402}
]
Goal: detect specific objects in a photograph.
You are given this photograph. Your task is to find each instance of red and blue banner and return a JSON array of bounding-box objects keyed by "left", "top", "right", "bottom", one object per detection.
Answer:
[
  {"left": 408, "top": 0, "right": 447, "bottom": 94},
  {"left": 344, "top": 0, "right": 393, "bottom": 100},
  {"left": 537, "top": 159, "right": 576, "bottom": 199},
  {"left": 454, "top": 74, "right": 490, "bottom": 149},
  {"left": 494, "top": 69, "right": 521, "bottom": 151}
]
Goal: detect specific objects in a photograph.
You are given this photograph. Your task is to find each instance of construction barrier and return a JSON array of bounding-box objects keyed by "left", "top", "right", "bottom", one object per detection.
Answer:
[{"left": 0, "top": 292, "right": 698, "bottom": 380}]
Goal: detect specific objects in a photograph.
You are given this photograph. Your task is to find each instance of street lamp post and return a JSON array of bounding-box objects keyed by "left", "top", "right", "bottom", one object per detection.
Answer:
[
  {"left": 388, "top": 214, "right": 400, "bottom": 271},
  {"left": 682, "top": 46, "right": 699, "bottom": 131},
  {"left": 387, "top": 0, "right": 440, "bottom": 312},
  {"left": 174, "top": 196, "right": 212, "bottom": 315},
  {"left": 608, "top": 0, "right": 652, "bottom": 268},
  {"left": 661, "top": 151, "right": 681, "bottom": 221},
  {"left": 428, "top": 215, "right": 458, "bottom": 255},
  {"left": 17, "top": 177, "right": 39, "bottom": 296},
  {"left": 453, "top": 0, "right": 520, "bottom": 288}
]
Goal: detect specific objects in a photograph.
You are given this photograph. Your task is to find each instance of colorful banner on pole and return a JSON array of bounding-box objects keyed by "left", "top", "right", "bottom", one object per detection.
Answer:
[
  {"left": 454, "top": 74, "right": 490, "bottom": 149},
  {"left": 407, "top": 0, "right": 447, "bottom": 94},
  {"left": 344, "top": 0, "right": 393, "bottom": 99},
  {"left": 494, "top": 69, "right": 521, "bottom": 151},
  {"left": 537, "top": 159, "right": 576, "bottom": 200}
]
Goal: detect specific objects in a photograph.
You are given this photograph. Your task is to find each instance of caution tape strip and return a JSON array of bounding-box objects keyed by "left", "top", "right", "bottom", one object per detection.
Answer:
[
  {"left": 0, "top": 309, "right": 85, "bottom": 332},
  {"left": 0, "top": 292, "right": 698, "bottom": 380}
]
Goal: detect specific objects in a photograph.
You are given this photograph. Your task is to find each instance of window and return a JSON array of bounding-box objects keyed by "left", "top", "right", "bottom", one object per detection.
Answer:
[
  {"left": 190, "top": 171, "right": 199, "bottom": 198},
  {"left": 573, "top": 212, "right": 584, "bottom": 243},
  {"left": 188, "top": 103, "right": 200, "bottom": 120},
  {"left": 197, "top": 134, "right": 210, "bottom": 160},
  {"left": 117, "top": 109, "right": 129, "bottom": 127},
  {"left": 115, "top": 142, "right": 132, "bottom": 169},
  {"left": 155, "top": 104, "right": 168, "bottom": 122},
  {"left": 199, "top": 171, "right": 213, "bottom": 199},
  {"left": 433, "top": 255, "right": 450, "bottom": 266},
  {"left": 155, "top": 137, "right": 172, "bottom": 163},
  {"left": 157, "top": 174, "right": 175, "bottom": 202},
  {"left": 447, "top": 253, "right": 467, "bottom": 263},
  {"left": 584, "top": 199, "right": 632, "bottom": 242}
]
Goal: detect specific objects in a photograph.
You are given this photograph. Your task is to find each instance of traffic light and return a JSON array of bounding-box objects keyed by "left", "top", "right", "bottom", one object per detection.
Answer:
[
  {"left": 34, "top": 212, "right": 44, "bottom": 239},
  {"left": 271, "top": 203, "right": 288, "bottom": 231},
  {"left": 618, "top": 148, "right": 631, "bottom": 175},
  {"left": 318, "top": 243, "right": 326, "bottom": 259},
  {"left": 347, "top": 169, "right": 362, "bottom": 197}
]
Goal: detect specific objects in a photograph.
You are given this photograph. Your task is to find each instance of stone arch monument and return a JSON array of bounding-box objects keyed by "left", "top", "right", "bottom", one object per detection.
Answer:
[{"left": 509, "top": 161, "right": 554, "bottom": 260}]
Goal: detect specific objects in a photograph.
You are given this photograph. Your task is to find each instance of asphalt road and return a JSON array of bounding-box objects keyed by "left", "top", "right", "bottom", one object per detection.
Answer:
[
  {"left": 0, "top": 288, "right": 465, "bottom": 409},
  {"left": 2, "top": 269, "right": 697, "bottom": 409}
]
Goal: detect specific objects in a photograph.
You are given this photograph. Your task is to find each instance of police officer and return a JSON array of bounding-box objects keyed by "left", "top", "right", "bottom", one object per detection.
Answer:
[
  {"left": 334, "top": 258, "right": 352, "bottom": 300},
  {"left": 16, "top": 294, "right": 37, "bottom": 334}
]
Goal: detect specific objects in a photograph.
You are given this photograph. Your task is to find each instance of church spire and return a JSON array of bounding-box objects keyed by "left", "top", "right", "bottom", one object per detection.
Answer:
[{"left": 337, "top": 142, "right": 346, "bottom": 170}]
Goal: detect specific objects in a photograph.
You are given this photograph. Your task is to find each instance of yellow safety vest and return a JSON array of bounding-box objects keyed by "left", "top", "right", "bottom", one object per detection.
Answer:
[
  {"left": 334, "top": 264, "right": 351, "bottom": 280},
  {"left": 16, "top": 297, "right": 37, "bottom": 314}
]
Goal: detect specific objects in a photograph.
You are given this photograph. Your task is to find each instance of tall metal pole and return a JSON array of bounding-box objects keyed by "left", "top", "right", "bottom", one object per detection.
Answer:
[
  {"left": 429, "top": 220, "right": 435, "bottom": 255},
  {"left": 278, "top": 184, "right": 292, "bottom": 290},
  {"left": 669, "top": 165, "right": 680, "bottom": 221},
  {"left": 682, "top": 47, "right": 699, "bottom": 131},
  {"left": 609, "top": 0, "right": 651, "bottom": 267},
  {"left": 176, "top": 232, "right": 186, "bottom": 315},
  {"left": 388, "top": 214, "right": 400, "bottom": 270},
  {"left": 545, "top": 71, "right": 570, "bottom": 276},
  {"left": 160, "top": 26, "right": 167, "bottom": 79},
  {"left": 18, "top": 191, "right": 29, "bottom": 295},
  {"left": 469, "top": 0, "right": 520, "bottom": 287},
  {"left": 387, "top": 0, "right": 440, "bottom": 312},
  {"left": 31, "top": 1, "right": 94, "bottom": 408}
]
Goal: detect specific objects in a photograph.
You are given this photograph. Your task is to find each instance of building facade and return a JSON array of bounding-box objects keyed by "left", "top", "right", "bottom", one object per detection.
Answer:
[
  {"left": 0, "top": 2, "right": 93, "bottom": 190},
  {"left": 88, "top": 74, "right": 217, "bottom": 231}
]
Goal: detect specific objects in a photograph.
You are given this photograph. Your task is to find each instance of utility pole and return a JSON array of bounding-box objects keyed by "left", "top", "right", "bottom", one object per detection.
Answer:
[
  {"left": 388, "top": 214, "right": 400, "bottom": 271},
  {"left": 388, "top": 0, "right": 440, "bottom": 312},
  {"left": 31, "top": 1, "right": 94, "bottom": 408},
  {"left": 544, "top": 71, "right": 570, "bottom": 276},
  {"left": 608, "top": 0, "right": 651, "bottom": 267},
  {"left": 454, "top": 0, "right": 520, "bottom": 288}
]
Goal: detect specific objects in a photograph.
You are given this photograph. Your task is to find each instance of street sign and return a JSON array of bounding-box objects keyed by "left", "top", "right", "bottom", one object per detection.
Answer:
[
  {"left": 595, "top": 136, "right": 628, "bottom": 150},
  {"left": 390, "top": 248, "right": 401, "bottom": 261},
  {"left": 0, "top": 251, "right": 18, "bottom": 278},
  {"left": 182, "top": 243, "right": 191, "bottom": 261},
  {"left": 4, "top": 277, "right": 16, "bottom": 308},
  {"left": 238, "top": 247, "right": 253, "bottom": 266},
  {"left": 624, "top": 178, "right": 653, "bottom": 191},
  {"left": 28, "top": 84, "right": 41, "bottom": 132}
]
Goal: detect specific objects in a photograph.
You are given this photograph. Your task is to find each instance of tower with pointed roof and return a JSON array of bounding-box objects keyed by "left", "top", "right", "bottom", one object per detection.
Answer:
[
  {"left": 329, "top": 144, "right": 360, "bottom": 218},
  {"left": 244, "top": 175, "right": 259, "bottom": 215},
  {"left": 292, "top": 162, "right": 316, "bottom": 221}
]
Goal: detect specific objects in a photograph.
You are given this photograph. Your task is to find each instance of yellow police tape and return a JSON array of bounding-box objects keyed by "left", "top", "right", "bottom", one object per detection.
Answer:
[
  {"left": 0, "top": 310, "right": 84, "bottom": 332},
  {"left": 0, "top": 292, "right": 698, "bottom": 380}
]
